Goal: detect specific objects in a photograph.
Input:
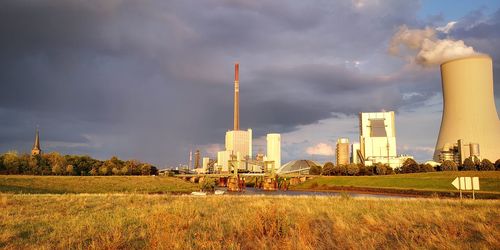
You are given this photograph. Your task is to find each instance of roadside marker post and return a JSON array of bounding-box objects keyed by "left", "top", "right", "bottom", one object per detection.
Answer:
[{"left": 452, "top": 177, "right": 480, "bottom": 200}]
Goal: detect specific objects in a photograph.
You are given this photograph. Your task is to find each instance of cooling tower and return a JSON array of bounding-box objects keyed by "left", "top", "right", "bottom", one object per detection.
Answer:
[{"left": 433, "top": 55, "right": 500, "bottom": 162}]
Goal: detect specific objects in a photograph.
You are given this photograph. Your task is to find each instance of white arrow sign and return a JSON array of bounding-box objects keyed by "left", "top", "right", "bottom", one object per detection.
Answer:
[
  {"left": 451, "top": 177, "right": 480, "bottom": 191},
  {"left": 452, "top": 177, "right": 460, "bottom": 190}
]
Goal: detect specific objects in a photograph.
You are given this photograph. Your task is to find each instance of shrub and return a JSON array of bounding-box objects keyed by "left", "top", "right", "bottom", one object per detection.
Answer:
[
  {"left": 400, "top": 159, "right": 419, "bottom": 173},
  {"left": 374, "top": 163, "right": 388, "bottom": 175},
  {"left": 333, "top": 165, "right": 347, "bottom": 176},
  {"left": 420, "top": 164, "right": 435, "bottom": 172},
  {"left": 440, "top": 160, "right": 458, "bottom": 171},
  {"left": 478, "top": 159, "right": 495, "bottom": 171},
  {"left": 112, "top": 167, "right": 121, "bottom": 175},
  {"left": 309, "top": 165, "right": 322, "bottom": 175},
  {"left": 322, "top": 162, "right": 335, "bottom": 176},
  {"left": 65, "top": 165, "right": 75, "bottom": 175},
  {"left": 346, "top": 164, "right": 359, "bottom": 176},
  {"left": 364, "top": 165, "right": 375, "bottom": 176},
  {"left": 462, "top": 158, "right": 477, "bottom": 171},
  {"left": 496, "top": 159, "right": 500, "bottom": 171},
  {"left": 199, "top": 178, "right": 216, "bottom": 192}
]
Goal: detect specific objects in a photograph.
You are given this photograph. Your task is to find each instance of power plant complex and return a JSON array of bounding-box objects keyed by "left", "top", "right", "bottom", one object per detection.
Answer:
[
  {"left": 190, "top": 54, "right": 499, "bottom": 175},
  {"left": 209, "top": 63, "right": 281, "bottom": 173}
]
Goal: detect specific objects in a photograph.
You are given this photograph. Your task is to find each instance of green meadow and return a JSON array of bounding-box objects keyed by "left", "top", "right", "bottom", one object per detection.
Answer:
[
  {"left": 0, "top": 175, "right": 198, "bottom": 194},
  {"left": 293, "top": 171, "right": 500, "bottom": 194}
]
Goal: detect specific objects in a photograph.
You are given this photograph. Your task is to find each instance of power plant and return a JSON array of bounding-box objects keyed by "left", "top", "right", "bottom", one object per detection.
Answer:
[
  {"left": 211, "top": 63, "right": 281, "bottom": 177},
  {"left": 434, "top": 55, "right": 500, "bottom": 163},
  {"left": 353, "top": 111, "right": 413, "bottom": 168}
]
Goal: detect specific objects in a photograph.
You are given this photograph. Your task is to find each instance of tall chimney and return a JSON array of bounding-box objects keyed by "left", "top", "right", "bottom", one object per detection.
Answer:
[{"left": 234, "top": 63, "right": 239, "bottom": 130}]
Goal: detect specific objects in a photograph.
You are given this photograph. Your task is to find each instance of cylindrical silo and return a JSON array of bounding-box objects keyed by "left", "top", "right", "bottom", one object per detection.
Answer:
[{"left": 433, "top": 55, "right": 500, "bottom": 162}]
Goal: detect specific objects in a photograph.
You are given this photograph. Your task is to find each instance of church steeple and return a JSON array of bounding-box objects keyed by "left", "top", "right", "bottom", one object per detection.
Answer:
[{"left": 31, "top": 127, "right": 41, "bottom": 156}]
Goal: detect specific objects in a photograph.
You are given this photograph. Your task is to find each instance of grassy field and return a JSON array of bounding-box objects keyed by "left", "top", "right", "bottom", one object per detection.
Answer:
[
  {"left": 293, "top": 171, "right": 500, "bottom": 194},
  {"left": 0, "top": 194, "right": 498, "bottom": 249},
  {"left": 0, "top": 176, "right": 198, "bottom": 194}
]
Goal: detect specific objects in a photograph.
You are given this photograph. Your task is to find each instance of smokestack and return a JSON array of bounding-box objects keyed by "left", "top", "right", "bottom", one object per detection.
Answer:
[
  {"left": 434, "top": 55, "right": 500, "bottom": 161},
  {"left": 234, "top": 63, "right": 239, "bottom": 131}
]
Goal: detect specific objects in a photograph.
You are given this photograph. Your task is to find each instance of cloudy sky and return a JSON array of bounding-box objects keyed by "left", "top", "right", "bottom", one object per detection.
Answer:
[{"left": 1, "top": 0, "right": 500, "bottom": 167}]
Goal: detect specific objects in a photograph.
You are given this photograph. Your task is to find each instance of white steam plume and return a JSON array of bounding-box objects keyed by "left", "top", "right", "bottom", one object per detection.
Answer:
[{"left": 389, "top": 24, "right": 479, "bottom": 66}]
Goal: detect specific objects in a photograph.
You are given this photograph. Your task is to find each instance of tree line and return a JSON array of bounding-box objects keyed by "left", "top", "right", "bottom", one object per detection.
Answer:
[
  {"left": 310, "top": 157, "right": 500, "bottom": 176},
  {"left": 0, "top": 151, "right": 158, "bottom": 176}
]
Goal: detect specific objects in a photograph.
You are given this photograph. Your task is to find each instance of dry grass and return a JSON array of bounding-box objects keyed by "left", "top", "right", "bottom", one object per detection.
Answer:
[{"left": 0, "top": 194, "right": 498, "bottom": 249}]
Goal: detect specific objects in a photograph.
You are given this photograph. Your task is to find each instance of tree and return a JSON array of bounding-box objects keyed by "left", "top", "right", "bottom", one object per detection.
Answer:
[
  {"left": 362, "top": 165, "right": 374, "bottom": 176},
  {"left": 3, "top": 151, "right": 21, "bottom": 174},
  {"left": 346, "top": 163, "right": 359, "bottom": 176},
  {"left": 112, "top": 167, "right": 121, "bottom": 175},
  {"left": 309, "top": 165, "right": 322, "bottom": 175},
  {"left": 462, "top": 158, "right": 477, "bottom": 171},
  {"left": 120, "top": 166, "right": 129, "bottom": 175},
  {"left": 440, "top": 160, "right": 458, "bottom": 171},
  {"left": 419, "top": 163, "right": 435, "bottom": 172},
  {"left": 0, "top": 154, "right": 4, "bottom": 173},
  {"left": 65, "top": 165, "right": 75, "bottom": 175},
  {"left": 52, "top": 164, "right": 62, "bottom": 175},
  {"left": 332, "top": 165, "right": 347, "bottom": 176},
  {"left": 99, "top": 166, "right": 109, "bottom": 175},
  {"left": 322, "top": 162, "right": 335, "bottom": 176},
  {"left": 43, "top": 152, "right": 67, "bottom": 175},
  {"left": 478, "top": 159, "right": 495, "bottom": 171},
  {"left": 374, "top": 163, "right": 388, "bottom": 175},
  {"left": 400, "top": 158, "right": 419, "bottom": 173},
  {"left": 495, "top": 159, "right": 500, "bottom": 171},
  {"left": 28, "top": 155, "right": 41, "bottom": 175},
  {"left": 89, "top": 168, "right": 98, "bottom": 176}
]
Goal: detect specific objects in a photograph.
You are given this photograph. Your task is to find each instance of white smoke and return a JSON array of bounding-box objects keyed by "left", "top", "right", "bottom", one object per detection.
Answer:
[{"left": 389, "top": 24, "right": 479, "bottom": 66}]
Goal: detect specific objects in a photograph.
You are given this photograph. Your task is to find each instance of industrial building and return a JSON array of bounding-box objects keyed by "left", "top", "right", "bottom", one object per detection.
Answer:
[
  {"left": 216, "top": 63, "right": 253, "bottom": 172},
  {"left": 351, "top": 143, "right": 360, "bottom": 164},
  {"left": 214, "top": 63, "right": 282, "bottom": 173},
  {"left": 225, "top": 129, "right": 252, "bottom": 159},
  {"left": 438, "top": 139, "right": 481, "bottom": 165},
  {"left": 434, "top": 55, "right": 500, "bottom": 162},
  {"left": 266, "top": 133, "right": 281, "bottom": 171},
  {"left": 336, "top": 138, "right": 350, "bottom": 166},
  {"left": 202, "top": 157, "right": 209, "bottom": 173},
  {"left": 217, "top": 150, "right": 232, "bottom": 172},
  {"left": 356, "top": 111, "right": 412, "bottom": 168}
]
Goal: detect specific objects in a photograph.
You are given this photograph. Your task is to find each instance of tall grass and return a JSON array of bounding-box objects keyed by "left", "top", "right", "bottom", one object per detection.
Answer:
[{"left": 0, "top": 194, "right": 498, "bottom": 249}]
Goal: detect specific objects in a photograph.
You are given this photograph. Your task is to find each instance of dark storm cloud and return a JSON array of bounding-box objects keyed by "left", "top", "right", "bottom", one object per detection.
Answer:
[{"left": 2, "top": 0, "right": 492, "bottom": 166}]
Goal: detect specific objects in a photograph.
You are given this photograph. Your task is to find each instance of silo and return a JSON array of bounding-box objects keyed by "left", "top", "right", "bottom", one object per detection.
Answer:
[{"left": 433, "top": 55, "right": 500, "bottom": 162}]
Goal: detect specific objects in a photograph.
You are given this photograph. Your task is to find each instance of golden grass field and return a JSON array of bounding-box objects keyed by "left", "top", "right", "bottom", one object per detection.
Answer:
[{"left": 1, "top": 194, "right": 499, "bottom": 249}]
